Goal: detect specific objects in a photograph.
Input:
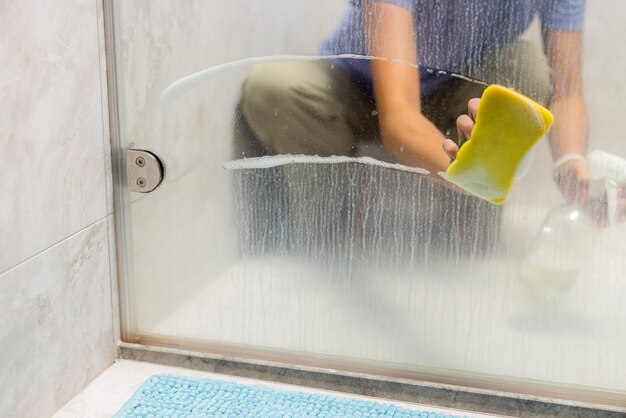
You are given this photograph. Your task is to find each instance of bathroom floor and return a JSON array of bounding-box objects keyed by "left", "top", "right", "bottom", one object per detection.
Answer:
[{"left": 53, "top": 360, "right": 502, "bottom": 417}]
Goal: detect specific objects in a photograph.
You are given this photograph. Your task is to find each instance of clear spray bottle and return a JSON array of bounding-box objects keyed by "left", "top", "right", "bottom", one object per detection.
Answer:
[{"left": 519, "top": 151, "right": 626, "bottom": 301}]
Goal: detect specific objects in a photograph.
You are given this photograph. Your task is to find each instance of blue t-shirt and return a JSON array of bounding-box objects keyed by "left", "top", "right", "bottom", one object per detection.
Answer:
[{"left": 321, "top": 0, "right": 585, "bottom": 98}]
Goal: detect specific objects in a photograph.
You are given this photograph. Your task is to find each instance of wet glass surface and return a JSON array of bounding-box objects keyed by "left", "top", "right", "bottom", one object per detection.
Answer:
[{"left": 114, "top": 0, "right": 626, "bottom": 401}]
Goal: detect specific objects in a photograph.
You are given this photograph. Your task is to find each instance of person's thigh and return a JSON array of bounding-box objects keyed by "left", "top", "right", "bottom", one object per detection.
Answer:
[
  {"left": 472, "top": 39, "right": 552, "bottom": 105},
  {"left": 242, "top": 60, "right": 375, "bottom": 157}
]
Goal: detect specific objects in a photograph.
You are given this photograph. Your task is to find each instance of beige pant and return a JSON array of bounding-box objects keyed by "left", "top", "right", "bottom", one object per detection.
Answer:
[
  {"left": 239, "top": 40, "right": 552, "bottom": 256},
  {"left": 242, "top": 40, "right": 552, "bottom": 156}
]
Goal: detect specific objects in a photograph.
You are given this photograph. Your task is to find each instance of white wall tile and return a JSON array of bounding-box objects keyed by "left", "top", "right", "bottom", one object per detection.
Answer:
[
  {"left": 0, "top": 0, "right": 108, "bottom": 273},
  {"left": 0, "top": 219, "right": 115, "bottom": 418},
  {"left": 0, "top": 0, "right": 117, "bottom": 415}
]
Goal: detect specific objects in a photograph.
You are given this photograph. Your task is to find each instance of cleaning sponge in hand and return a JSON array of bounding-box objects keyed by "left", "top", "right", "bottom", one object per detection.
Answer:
[{"left": 445, "top": 85, "right": 553, "bottom": 205}]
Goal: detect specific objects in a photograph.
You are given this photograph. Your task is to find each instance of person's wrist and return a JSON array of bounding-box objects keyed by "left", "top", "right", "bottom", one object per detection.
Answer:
[
  {"left": 553, "top": 153, "right": 586, "bottom": 180},
  {"left": 554, "top": 153, "right": 586, "bottom": 170},
  {"left": 553, "top": 155, "right": 590, "bottom": 204}
]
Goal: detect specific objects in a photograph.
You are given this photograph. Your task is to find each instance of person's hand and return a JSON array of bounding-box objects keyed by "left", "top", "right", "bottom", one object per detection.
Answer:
[
  {"left": 554, "top": 159, "right": 626, "bottom": 227},
  {"left": 553, "top": 159, "right": 589, "bottom": 205},
  {"left": 554, "top": 159, "right": 605, "bottom": 225},
  {"left": 442, "top": 98, "right": 481, "bottom": 160}
]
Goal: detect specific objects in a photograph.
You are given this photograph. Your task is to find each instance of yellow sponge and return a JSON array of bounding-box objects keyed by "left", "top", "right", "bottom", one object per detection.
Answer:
[{"left": 445, "top": 85, "right": 553, "bottom": 205}]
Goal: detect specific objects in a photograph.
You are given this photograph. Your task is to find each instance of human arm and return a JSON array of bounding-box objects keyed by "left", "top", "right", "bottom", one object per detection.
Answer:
[
  {"left": 544, "top": 31, "right": 626, "bottom": 223},
  {"left": 364, "top": 2, "right": 451, "bottom": 178},
  {"left": 544, "top": 30, "right": 590, "bottom": 203}
]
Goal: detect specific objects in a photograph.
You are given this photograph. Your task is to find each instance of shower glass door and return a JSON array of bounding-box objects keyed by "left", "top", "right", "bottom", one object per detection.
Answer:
[{"left": 108, "top": 0, "right": 626, "bottom": 407}]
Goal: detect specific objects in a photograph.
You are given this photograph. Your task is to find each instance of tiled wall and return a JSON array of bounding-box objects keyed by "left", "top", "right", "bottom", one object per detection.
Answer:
[{"left": 0, "top": 1, "right": 116, "bottom": 416}]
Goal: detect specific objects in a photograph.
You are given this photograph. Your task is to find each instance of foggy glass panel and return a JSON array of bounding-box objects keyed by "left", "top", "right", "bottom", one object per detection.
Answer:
[{"left": 116, "top": 0, "right": 626, "bottom": 402}]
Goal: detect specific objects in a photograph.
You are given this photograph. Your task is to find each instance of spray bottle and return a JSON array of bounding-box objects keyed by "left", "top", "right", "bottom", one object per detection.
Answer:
[{"left": 518, "top": 151, "right": 626, "bottom": 301}]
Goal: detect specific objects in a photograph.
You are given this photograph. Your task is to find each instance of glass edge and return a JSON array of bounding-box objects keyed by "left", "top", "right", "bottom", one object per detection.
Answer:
[{"left": 103, "top": 0, "right": 138, "bottom": 343}]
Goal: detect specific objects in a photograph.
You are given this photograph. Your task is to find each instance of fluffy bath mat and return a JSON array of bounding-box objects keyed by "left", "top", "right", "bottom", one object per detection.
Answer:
[{"left": 115, "top": 374, "right": 469, "bottom": 417}]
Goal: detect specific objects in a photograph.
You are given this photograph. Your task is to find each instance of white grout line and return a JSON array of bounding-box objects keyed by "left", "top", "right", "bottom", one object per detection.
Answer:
[{"left": 0, "top": 217, "right": 108, "bottom": 277}]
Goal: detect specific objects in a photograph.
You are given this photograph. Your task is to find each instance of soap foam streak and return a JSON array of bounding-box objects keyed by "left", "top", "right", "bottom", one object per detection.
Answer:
[
  {"left": 223, "top": 154, "right": 431, "bottom": 175},
  {"left": 161, "top": 54, "right": 490, "bottom": 104}
]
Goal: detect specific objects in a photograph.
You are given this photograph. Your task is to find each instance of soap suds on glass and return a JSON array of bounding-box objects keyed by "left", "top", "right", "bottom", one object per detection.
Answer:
[{"left": 224, "top": 154, "right": 431, "bottom": 175}]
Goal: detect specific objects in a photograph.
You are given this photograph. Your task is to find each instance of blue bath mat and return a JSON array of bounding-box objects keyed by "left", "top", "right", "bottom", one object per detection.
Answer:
[{"left": 115, "top": 374, "right": 469, "bottom": 417}]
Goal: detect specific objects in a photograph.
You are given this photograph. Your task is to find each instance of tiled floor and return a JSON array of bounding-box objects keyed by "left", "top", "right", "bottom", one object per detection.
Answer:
[{"left": 54, "top": 360, "right": 502, "bottom": 417}]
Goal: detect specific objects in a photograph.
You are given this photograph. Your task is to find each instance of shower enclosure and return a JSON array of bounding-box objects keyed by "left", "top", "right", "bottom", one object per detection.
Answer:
[{"left": 104, "top": 0, "right": 626, "bottom": 409}]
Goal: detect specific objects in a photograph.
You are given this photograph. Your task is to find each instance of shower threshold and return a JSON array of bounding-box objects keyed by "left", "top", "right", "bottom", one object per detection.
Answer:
[{"left": 109, "top": 341, "right": 625, "bottom": 418}]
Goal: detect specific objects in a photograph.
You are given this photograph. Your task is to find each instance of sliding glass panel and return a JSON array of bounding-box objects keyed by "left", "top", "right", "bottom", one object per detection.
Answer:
[{"left": 110, "top": 0, "right": 626, "bottom": 406}]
